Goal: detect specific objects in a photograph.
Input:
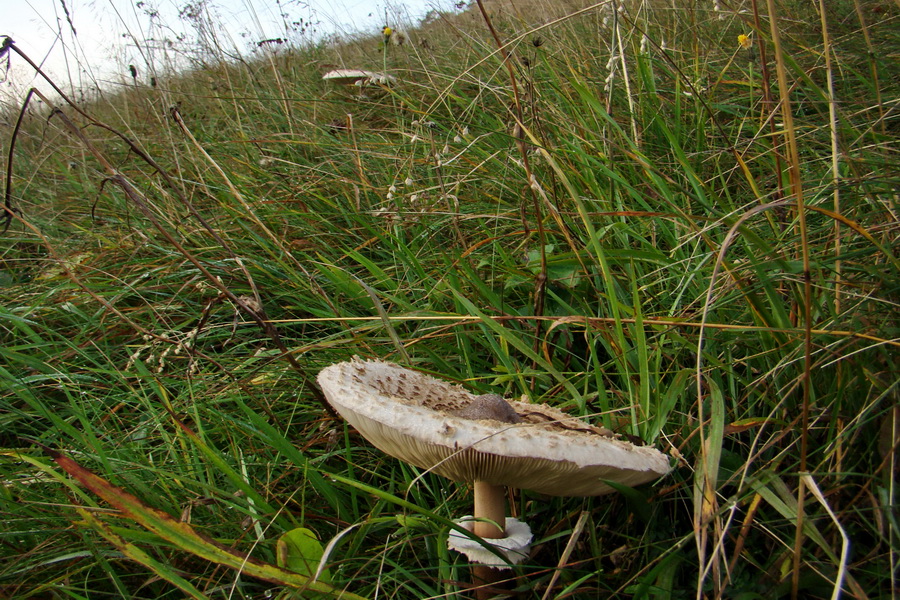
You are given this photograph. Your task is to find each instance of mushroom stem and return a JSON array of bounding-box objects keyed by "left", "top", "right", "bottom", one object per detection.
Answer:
[
  {"left": 471, "top": 483, "right": 516, "bottom": 597},
  {"left": 472, "top": 566, "right": 507, "bottom": 599},
  {"left": 473, "top": 481, "right": 506, "bottom": 539}
]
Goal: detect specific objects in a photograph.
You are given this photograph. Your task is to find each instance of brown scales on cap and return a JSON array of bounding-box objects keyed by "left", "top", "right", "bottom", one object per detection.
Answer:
[{"left": 451, "top": 394, "right": 522, "bottom": 424}]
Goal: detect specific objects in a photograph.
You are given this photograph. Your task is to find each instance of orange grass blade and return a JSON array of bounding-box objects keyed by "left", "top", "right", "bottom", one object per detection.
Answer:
[{"left": 48, "top": 448, "right": 368, "bottom": 600}]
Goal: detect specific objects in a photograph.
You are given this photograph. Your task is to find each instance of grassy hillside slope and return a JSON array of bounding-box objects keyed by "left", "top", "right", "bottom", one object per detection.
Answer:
[{"left": 1, "top": 0, "right": 898, "bottom": 597}]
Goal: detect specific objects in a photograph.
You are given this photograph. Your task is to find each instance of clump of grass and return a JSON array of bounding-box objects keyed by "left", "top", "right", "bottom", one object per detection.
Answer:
[{"left": 2, "top": 0, "right": 898, "bottom": 598}]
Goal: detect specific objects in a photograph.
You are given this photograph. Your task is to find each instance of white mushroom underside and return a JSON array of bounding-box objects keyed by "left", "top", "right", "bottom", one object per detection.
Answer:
[{"left": 317, "top": 358, "right": 670, "bottom": 497}]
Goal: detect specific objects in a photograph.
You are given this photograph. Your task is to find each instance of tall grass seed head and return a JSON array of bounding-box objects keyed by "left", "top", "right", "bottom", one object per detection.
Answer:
[{"left": 390, "top": 30, "right": 407, "bottom": 46}]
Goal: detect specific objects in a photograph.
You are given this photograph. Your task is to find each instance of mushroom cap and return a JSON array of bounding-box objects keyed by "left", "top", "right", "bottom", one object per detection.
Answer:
[
  {"left": 317, "top": 359, "right": 671, "bottom": 496},
  {"left": 321, "top": 69, "right": 396, "bottom": 85}
]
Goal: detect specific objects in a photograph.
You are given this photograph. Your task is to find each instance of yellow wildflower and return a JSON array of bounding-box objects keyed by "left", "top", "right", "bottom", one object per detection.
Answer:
[{"left": 738, "top": 34, "right": 752, "bottom": 49}]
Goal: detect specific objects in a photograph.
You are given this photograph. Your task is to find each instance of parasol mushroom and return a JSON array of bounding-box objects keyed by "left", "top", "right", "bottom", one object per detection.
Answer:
[
  {"left": 321, "top": 69, "right": 396, "bottom": 86},
  {"left": 317, "top": 358, "right": 670, "bottom": 596}
]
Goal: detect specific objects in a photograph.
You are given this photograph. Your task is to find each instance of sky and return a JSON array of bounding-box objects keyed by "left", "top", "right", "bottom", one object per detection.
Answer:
[{"left": 1, "top": 0, "right": 446, "bottom": 104}]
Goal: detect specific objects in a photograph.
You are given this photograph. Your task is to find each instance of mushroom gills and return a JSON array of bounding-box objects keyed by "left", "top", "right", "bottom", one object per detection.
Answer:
[{"left": 450, "top": 394, "right": 522, "bottom": 424}]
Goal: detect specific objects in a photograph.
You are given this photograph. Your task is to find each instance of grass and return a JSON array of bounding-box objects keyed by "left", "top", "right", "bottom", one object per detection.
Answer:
[{"left": 1, "top": 0, "right": 898, "bottom": 597}]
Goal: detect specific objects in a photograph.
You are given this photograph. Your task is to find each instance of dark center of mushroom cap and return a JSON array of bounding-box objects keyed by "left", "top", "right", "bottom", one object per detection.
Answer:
[{"left": 451, "top": 394, "right": 522, "bottom": 424}]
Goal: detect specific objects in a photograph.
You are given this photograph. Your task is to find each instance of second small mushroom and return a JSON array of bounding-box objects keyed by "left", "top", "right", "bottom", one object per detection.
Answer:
[{"left": 321, "top": 69, "right": 396, "bottom": 86}]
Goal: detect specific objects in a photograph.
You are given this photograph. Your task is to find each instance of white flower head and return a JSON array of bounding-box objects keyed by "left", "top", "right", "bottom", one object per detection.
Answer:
[{"left": 713, "top": 0, "right": 726, "bottom": 19}]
